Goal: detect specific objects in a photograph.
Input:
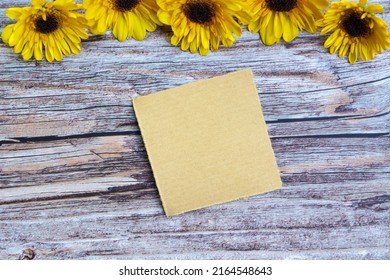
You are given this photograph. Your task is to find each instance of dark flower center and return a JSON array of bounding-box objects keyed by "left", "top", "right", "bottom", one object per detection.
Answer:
[
  {"left": 341, "top": 11, "right": 371, "bottom": 37},
  {"left": 183, "top": 1, "right": 216, "bottom": 24},
  {"left": 266, "top": 0, "right": 297, "bottom": 12},
  {"left": 113, "top": 0, "right": 140, "bottom": 12},
  {"left": 34, "top": 14, "right": 59, "bottom": 34}
]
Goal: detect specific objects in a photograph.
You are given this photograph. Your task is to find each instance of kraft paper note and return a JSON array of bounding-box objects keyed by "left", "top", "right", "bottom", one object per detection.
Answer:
[{"left": 133, "top": 68, "right": 282, "bottom": 216}]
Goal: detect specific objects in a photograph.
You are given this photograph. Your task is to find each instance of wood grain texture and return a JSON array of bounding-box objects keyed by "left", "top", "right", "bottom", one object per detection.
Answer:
[{"left": 0, "top": 0, "right": 389, "bottom": 259}]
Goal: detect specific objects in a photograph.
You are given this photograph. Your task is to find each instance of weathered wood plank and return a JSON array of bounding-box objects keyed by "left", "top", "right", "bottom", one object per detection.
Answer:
[
  {"left": 1, "top": 135, "right": 389, "bottom": 192},
  {"left": 1, "top": 79, "right": 389, "bottom": 139},
  {"left": 1, "top": 135, "right": 389, "bottom": 259},
  {"left": 1, "top": 181, "right": 389, "bottom": 259},
  {"left": 1, "top": 174, "right": 389, "bottom": 258},
  {"left": 2, "top": 226, "right": 389, "bottom": 259},
  {"left": 1, "top": 2, "right": 390, "bottom": 139},
  {"left": 1, "top": 0, "right": 389, "bottom": 260}
]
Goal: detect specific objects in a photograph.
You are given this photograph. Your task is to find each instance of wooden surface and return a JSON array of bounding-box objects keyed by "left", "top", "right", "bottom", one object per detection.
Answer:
[{"left": 0, "top": 0, "right": 389, "bottom": 260}]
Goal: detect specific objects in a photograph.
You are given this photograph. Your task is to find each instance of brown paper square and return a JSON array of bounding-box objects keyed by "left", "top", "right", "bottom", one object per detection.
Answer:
[{"left": 133, "top": 69, "right": 282, "bottom": 216}]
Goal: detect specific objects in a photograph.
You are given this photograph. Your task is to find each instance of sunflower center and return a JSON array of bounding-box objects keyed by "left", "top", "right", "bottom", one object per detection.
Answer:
[
  {"left": 266, "top": 0, "right": 297, "bottom": 12},
  {"left": 113, "top": 0, "right": 140, "bottom": 12},
  {"left": 34, "top": 13, "right": 60, "bottom": 34},
  {"left": 183, "top": 0, "right": 216, "bottom": 24},
  {"left": 341, "top": 11, "right": 370, "bottom": 37}
]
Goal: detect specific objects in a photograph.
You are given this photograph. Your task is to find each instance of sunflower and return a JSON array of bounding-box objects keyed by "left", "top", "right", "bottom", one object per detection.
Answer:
[
  {"left": 246, "top": 0, "right": 328, "bottom": 45},
  {"left": 83, "top": 0, "right": 161, "bottom": 41},
  {"left": 317, "top": 0, "right": 390, "bottom": 64},
  {"left": 156, "top": 0, "right": 250, "bottom": 55},
  {"left": 1, "top": 0, "right": 88, "bottom": 62}
]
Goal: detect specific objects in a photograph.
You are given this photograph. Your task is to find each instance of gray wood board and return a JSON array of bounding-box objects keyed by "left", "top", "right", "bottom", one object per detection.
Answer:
[{"left": 0, "top": 0, "right": 389, "bottom": 259}]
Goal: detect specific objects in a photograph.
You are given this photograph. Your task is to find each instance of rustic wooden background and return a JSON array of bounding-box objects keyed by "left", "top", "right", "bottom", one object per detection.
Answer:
[{"left": 1, "top": 0, "right": 389, "bottom": 260}]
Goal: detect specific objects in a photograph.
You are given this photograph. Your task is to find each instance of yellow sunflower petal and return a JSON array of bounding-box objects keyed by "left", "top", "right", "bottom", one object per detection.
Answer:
[
  {"left": 201, "top": 27, "right": 210, "bottom": 49},
  {"left": 189, "top": 38, "right": 198, "bottom": 53},
  {"left": 3, "top": 0, "right": 87, "bottom": 62},
  {"left": 1, "top": 24, "right": 15, "bottom": 43},
  {"left": 95, "top": 15, "right": 108, "bottom": 34},
  {"left": 85, "top": 0, "right": 161, "bottom": 41},
  {"left": 158, "top": 10, "right": 171, "bottom": 25},
  {"left": 348, "top": 44, "right": 358, "bottom": 64},
  {"left": 64, "top": 35, "right": 81, "bottom": 54},
  {"left": 247, "top": 0, "right": 325, "bottom": 44},
  {"left": 273, "top": 12, "right": 283, "bottom": 39},
  {"left": 359, "top": 43, "right": 368, "bottom": 61},
  {"left": 5, "top": 8, "right": 24, "bottom": 20},
  {"left": 281, "top": 13, "right": 299, "bottom": 42},
  {"left": 210, "top": 33, "right": 220, "bottom": 50},
  {"left": 44, "top": 45, "right": 54, "bottom": 62},
  {"left": 32, "top": 0, "right": 46, "bottom": 6},
  {"left": 319, "top": 0, "right": 390, "bottom": 64},
  {"left": 338, "top": 41, "right": 349, "bottom": 58},
  {"left": 248, "top": 18, "right": 261, "bottom": 33},
  {"left": 14, "top": 34, "right": 28, "bottom": 53},
  {"left": 262, "top": 12, "right": 279, "bottom": 45},
  {"left": 324, "top": 29, "right": 340, "bottom": 48},
  {"left": 181, "top": 36, "right": 190, "bottom": 50},
  {"left": 365, "top": 4, "right": 385, "bottom": 13},
  {"left": 199, "top": 45, "right": 209, "bottom": 56},
  {"left": 314, "top": 0, "right": 329, "bottom": 9},
  {"left": 358, "top": 0, "right": 368, "bottom": 7},
  {"left": 58, "top": 38, "right": 71, "bottom": 56},
  {"left": 21, "top": 43, "right": 33, "bottom": 60},
  {"left": 171, "top": 35, "right": 180, "bottom": 45},
  {"left": 34, "top": 41, "right": 43, "bottom": 61},
  {"left": 51, "top": 37, "right": 63, "bottom": 61},
  {"left": 157, "top": 0, "right": 243, "bottom": 55},
  {"left": 132, "top": 14, "right": 147, "bottom": 40},
  {"left": 320, "top": 22, "right": 338, "bottom": 35}
]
